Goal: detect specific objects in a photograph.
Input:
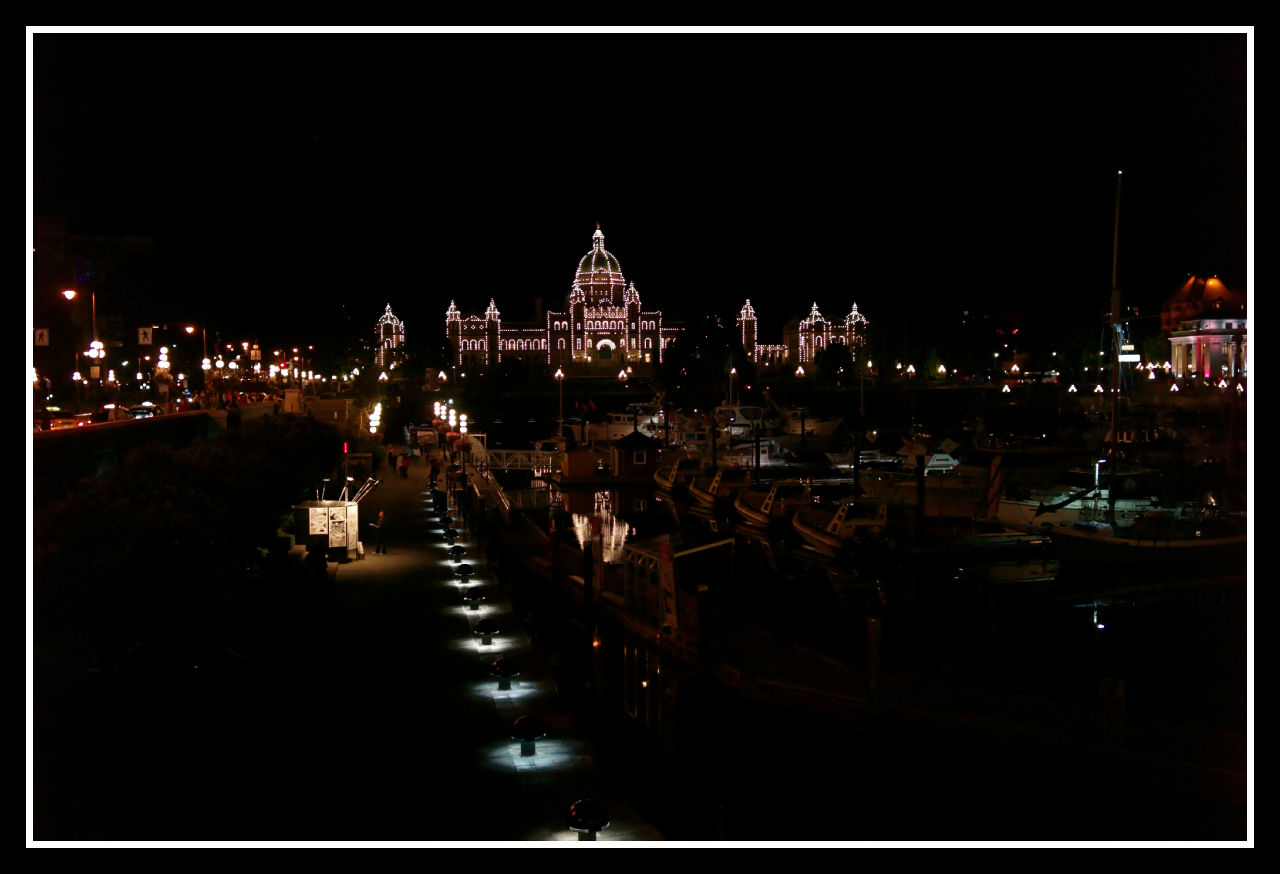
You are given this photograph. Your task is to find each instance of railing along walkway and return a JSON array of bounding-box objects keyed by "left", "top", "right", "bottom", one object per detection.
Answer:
[{"left": 482, "top": 449, "right": 563, "bottom": 473}]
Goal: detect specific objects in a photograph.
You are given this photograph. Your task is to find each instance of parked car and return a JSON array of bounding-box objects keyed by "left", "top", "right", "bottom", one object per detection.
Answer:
[{"left": 34, "top": 409, "right": 92, "bottom": 431}]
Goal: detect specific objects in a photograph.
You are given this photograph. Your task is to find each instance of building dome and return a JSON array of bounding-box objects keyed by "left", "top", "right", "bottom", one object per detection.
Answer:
[
  {"left": 574, "top": 226, "right": 626, "bottom": 304},
  {"left": 1161, "top": 274, "right": 1246, "bottom": 334},
  {"left": 576, "top": 227, "right": 623, "bottom": 276}
]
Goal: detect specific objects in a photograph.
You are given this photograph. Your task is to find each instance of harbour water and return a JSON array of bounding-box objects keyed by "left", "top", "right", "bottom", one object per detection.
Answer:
[{"left": 482, "top": 451, "right": 1247, "bottom": 840}]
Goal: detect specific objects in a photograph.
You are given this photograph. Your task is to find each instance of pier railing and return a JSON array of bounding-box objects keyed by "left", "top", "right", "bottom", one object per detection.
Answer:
[{"left": 483, "top": 449, "right": 563, "bottom": 476}]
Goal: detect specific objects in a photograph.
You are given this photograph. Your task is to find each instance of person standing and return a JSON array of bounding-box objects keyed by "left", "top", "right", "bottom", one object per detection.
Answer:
[{"left": 370, "top": 510, "right": 388, "bottom": 554}]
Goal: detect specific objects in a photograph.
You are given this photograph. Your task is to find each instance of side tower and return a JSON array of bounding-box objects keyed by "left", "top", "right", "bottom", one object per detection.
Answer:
[
  {"left": 737, "top": 299, "right": 758, "bottom": 362},
  {"left": 375, "top": 303, "right": 405, "bottom": 369}
]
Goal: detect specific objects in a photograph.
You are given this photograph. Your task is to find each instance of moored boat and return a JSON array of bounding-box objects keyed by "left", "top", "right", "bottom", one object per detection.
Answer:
[
  {"left": 588, "top": 404, "right": 667, "bottom": 443},
  {"left": 714, "top": 403, "right": 767, "bottom": 440},
  {"left": 687, "top": 466, "right": 754, "bottom": 508},
  {"left": 733, "top": 479, "right": 808, "bottom": 528},
  {"left": 654, "top": 455, "right": 704, "bottom": 494},
  {"left": 792, "top": 495, "right": 887, "bottom": 555},
  {"left": 998, "top": 495, "right": 1246, "bottom": 575},
  {"left": 911, "top": 518, "right": 1061, "bottom": 585}
]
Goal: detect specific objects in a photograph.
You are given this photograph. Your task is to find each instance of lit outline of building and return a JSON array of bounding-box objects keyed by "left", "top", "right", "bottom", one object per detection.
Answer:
[
  {"left": 737, "top": 298, "right": 869, "bottom": 367},
  {"left": 375, "top": 303, "right": 405, "bottom": 369},
  {"left": 446, "top": 227, "right": 677, "bottom": 372}
]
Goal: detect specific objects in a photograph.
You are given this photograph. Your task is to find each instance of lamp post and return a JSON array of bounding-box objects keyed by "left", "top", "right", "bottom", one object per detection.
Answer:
[
  {"left": 62, "top": 288, "right": 97, "bottom": 351},
  {"left": 64, "top": 288, "right": 101, "bottom": 403},
  {"left": 729, "top": 366, "right": 737, "bottom": 406},
  {"left": 185, "top": 325, "right": 210, "bottom": 394},
  {"left": 554, "top": 367, "right": 565, "bottom": 440},
  {"left": 794, "top": 366, "right": 808, "bottom": 452},
  {"left": 184, "top": 325, "right": 208, "bottom": 363}
]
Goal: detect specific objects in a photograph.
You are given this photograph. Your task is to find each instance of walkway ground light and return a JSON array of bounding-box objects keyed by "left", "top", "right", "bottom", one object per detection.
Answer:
[
  {"left": 567, "top": 799, "right": 610, "bottom": 841},
  {"left": 512, "top": 715, "right": 546, "bottom": 757},
  {"left": 490, "top": 657, "right": 520, "bottom": 691},
  {"left": 462, "top": 586, "right": 485, "bottom": 611},
  {"left": 474, "top": 617, "right": 500, "bottom": 646}
]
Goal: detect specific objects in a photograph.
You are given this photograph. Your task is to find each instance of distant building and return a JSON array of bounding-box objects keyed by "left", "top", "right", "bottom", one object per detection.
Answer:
[
  {"left": 1163, "top": 275, "right": 1247, "bottom": 380},
  {"left": 375, "top": 304, "right": 404, "bottom": 369},
  {"left": 446, "top": 227, "right": 679, "bottom": 373},
  {"left": 737, "top": 299, "right": 868, "bottom": 368}
]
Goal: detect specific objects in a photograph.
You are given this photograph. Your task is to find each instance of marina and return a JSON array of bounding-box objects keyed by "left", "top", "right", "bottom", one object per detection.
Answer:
[{"left": 458, "top": 392, "right": 1246, "bottom": 837}]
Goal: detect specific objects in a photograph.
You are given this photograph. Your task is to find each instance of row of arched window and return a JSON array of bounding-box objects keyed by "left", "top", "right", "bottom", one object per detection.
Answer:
[
  {"left": 503, "top": 339, "right": 548, "bottom": 351},
  {"left": 548, "top": 319, "right": 657, "bottom": 333}
]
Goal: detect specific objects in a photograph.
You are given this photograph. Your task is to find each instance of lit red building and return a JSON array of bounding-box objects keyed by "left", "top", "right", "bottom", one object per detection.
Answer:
[{"left": 1163, "top": 275, "right": 1247, "bottom": 380}]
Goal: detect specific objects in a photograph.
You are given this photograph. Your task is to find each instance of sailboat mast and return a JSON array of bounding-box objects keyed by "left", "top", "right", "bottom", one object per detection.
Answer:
[
  {"left": 1107, "top": 170, "right": 1126, "bottom": 454},
  {"left": 1106, "top": 170, "right": 1124, "bottom": 526},
  {"left": 1110, "top": 169, "right": 1123, "bottom": 400},
  {"left": 1111, "top": 170, "right": 1123, "bottom": 306}
]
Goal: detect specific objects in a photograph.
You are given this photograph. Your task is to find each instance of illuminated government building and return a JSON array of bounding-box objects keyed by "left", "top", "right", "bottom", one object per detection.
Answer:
[
  {"left": 737, "top": 299, "right": 869, "bottom": 368},
  {"left": 446, "top": 227, "right": 679, "bottom": 373},
  {"left": 442, "top": 226, "right": 870, "bottom": 375}
]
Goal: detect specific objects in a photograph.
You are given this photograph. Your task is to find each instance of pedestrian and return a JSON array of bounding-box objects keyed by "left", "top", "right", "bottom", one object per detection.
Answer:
[
  {"left": 398, "top": 452, "right": 410, "bottom": 479},
  {"left": 370, "top": 510, "right": 388, "bottom": 554},
  {"left": 305, "top": 540, "right": 331, "bottom": 594}
]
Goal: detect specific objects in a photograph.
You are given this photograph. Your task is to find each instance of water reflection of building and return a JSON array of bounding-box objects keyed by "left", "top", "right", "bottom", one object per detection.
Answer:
[
  {"left": 567, "top": 491, "right": 634, "bottom": 566},
  {"left": 1162, "top": 275, "right": 1247, "bottom": 380},
  {"left": 598, "top": 535, "right": 734, "bottom": 742}
]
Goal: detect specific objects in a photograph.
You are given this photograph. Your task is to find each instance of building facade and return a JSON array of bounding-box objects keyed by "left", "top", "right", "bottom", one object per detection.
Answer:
[
  {"left": 737, "top": 299, "right": 868, "bottom": 369},
  {"left": 1163, "top": 275, "right": 1247, "bottom": 381},
  {"left": 375, "top": 304, "right": 405, "bottom": 369},
  {"left": 446, "top": 227, "right": 679, "bottom": 373}
]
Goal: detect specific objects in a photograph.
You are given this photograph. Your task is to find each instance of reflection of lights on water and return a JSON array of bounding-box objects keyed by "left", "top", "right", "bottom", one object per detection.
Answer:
[{"left": 569, "top": 491, "right": 631, "bottom": 564}]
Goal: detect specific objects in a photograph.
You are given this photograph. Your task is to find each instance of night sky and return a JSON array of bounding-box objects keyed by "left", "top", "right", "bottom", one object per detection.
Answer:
[{"left": 29, "top": 30, "right": 1250, "bottom": 355}]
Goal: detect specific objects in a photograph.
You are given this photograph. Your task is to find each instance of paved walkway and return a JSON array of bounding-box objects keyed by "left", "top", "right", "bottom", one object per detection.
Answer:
[{"left": 280, "top": 451, "right": 663, "bottom": 843}]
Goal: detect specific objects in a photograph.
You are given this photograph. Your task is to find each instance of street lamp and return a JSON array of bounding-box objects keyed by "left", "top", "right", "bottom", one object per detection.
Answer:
[
  {"left": 62, "top": 288, "right": 97, "bottom": 350},
  {"left": 64, "top": 289, "right": 102, "bottom": 404},
  {"left": 729, "top": 366, "right": 737, "bottom": 406},
  {"left": 184, "top": 324, "right": 208, "bottom": 362},
  {"left": 554, "top": 367, "right": 565, "bottom": 439}
]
